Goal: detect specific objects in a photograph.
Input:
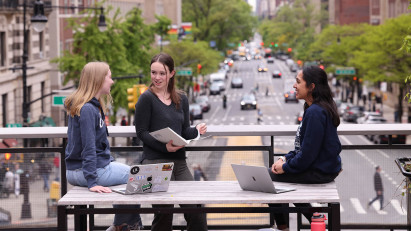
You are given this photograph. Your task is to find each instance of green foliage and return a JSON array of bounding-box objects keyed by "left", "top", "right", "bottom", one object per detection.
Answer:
[
  {"left": 351, "top": 14, "right": 411, "bottom": 84},
  {"left": 307, "top": 24, "right": 370, "bottom": 71},
  {"left": 52, "top": 5, "right": 156, "bottom": 120},
  {"left": 258, "top": 0, "right": 327, "bottom": 58},
  {"left": 402, "top": 1, "right": 411, "bottom": 103},
  {"left": 182, "top": 0, "right": 256, "bottom": 51}
]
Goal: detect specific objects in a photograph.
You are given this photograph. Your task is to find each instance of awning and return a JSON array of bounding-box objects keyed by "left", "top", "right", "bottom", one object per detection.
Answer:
[{"left": 29, "top": 116, "right": 56, "bottom": 127}]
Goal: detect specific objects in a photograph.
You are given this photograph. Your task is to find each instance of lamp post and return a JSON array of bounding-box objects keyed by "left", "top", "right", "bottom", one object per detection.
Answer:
[{"left": 10, "top": 0, "right": 107, "bottom": 219}]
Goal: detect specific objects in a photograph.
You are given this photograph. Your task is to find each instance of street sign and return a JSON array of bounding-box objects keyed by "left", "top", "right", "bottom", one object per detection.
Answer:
[
  {"left": 176, "top": 68, "right": 193, "bottom": 76},
  {"left": 52, "top": 95, "right": 67, "bottom": 106},
  {"left": 335, "top": 67, "right": 356, "bottom": 75}
]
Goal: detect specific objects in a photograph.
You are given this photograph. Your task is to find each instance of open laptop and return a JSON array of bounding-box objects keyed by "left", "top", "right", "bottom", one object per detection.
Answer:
[
  {"left": 231, "top": 164, "right": 295, "bottom": 194},
  {"left": 112, "top": 163, "right": 174, "bottom": 195}
]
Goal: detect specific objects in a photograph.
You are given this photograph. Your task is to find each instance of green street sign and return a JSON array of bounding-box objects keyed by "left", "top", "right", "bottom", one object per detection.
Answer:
[
  {"left": 335, "top": 68, "right": 356, "bottom": 75},
  {"left": 176, "top": 68, "right": 193, "bottom": 76},
  {"left": 52, "top": 95, "right": 67, "bottom": 106}
]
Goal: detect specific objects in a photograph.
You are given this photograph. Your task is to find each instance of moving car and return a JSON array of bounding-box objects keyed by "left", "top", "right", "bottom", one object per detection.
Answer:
[
  {"left": 209, "top": 83, "right": 220, "bottom": 95},
  {"left": 272, "top": 70, "right": 282, "bottom": 78},
  {"left": 257, "top": 65, "right": 268, "bottom": 72},
  {"left": 290, "top": 64, "right": 299, "bottom": 72},
  {"left": 240, "top": 94, "right": 257, "bottom": 110},
  {"left": 195, "top": 96, "right": 211, "bottom": 112},
  {"left": 373, "top": 134, "right": 406, "bottom": 144},
  {"left": 189, "top": 104, "right": 203, "bottom": 120},
  {"left": 338, "top": 102, "right": 352, "bottom": 116},
  {"left": 231, "top": 77, "right": 243, "bottom": 88},
  {"left": 284, "top": 90, "right": 298, "bottom": 103},
  {"left": 267, "top": 57, "right": 274, "bottom": 64}
]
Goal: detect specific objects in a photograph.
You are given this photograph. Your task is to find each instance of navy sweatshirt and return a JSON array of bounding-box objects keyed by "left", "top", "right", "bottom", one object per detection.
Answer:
[
  {"left": 134, "top": 90, "right": 198, "bottom": 160},
  {"left": 283, "top": 103, "right": 342, "bottom": 174},
  {"left": 65, "top": 98, "right": 113, "bottom": 188}
]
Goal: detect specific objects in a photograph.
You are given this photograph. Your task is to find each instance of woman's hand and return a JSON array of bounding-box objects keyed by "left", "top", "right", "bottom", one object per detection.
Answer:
[
  {"left": 196, "top": 123, "right": 207, "bottom": 135},
  {"left": 166, "top": 140, "right": 184, "bottom": 152},
  {"left": 271, "top": 159, "right": 285, "bottom": 174},
  {"left": 89, "top": 185, "right": 112, "bottom": 193}
]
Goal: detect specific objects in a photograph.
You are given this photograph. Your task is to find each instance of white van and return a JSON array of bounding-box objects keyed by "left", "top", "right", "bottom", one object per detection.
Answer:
[
  {"left": 209, "top": 72, "right": 225, "bottom": 91},
  {"left": 285, "top": 59, "right": 294, "bottom": 67}
]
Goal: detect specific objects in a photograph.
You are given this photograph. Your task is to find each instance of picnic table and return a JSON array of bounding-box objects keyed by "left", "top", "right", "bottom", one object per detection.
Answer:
[{"left": 58, "top": 181, "right": 340, "bottom": 231}]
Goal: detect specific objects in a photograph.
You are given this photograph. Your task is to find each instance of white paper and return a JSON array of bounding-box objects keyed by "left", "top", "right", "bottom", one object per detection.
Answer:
[{"left": 150, "top": 127, "right": 199, "bottom": 146}]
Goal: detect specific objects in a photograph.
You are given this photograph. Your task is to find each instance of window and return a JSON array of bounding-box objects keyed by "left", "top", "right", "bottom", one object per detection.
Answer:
[
  {"left": 0, "top": 32, "right": 5, "bottom": 66},
  {"left": 41, "top": 81, "right": 45, "bottom": 113},
  {"left": 39, "top": 31, "right": 44, "bottom": 58},
  {"left": 2, "top": 94, "right": 7, "bottom": 127},
  {"left": 371, "top": 0, "right": 380, "bottom": 16}
]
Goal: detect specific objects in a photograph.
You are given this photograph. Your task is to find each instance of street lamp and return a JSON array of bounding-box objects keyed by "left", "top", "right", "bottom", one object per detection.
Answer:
[{"left": 10, "top": 0, "right": 107, "bottom": 219}]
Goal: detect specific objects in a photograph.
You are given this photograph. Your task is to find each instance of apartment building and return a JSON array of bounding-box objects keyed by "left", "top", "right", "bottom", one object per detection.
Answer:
[{"left": 0, "top": 0, "right": 53, "bottom": 128}]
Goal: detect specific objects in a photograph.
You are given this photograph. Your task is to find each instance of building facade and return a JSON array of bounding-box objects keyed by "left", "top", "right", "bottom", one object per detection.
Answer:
[{"left": 0, "top": 0, "right": 52, "bottom": 128}]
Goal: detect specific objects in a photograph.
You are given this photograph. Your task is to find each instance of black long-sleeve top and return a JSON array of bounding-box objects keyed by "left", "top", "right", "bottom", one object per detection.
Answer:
[
  {"left": 374, "top": 172, "right": 383, "bottom": 191},
  {"left": 134, "top": 90, "right": 198, "bottom": 160}
]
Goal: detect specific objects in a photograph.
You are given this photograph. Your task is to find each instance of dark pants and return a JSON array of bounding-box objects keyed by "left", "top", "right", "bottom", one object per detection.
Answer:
[
  {"left": 142, "top": 159, "right": 208, "bottom": 231},
  {"left": 369, "top": 192, "right": 384, "bottom": 210},
  {"left": 267, "top": 168, "right": 339, "bottom": 226}
]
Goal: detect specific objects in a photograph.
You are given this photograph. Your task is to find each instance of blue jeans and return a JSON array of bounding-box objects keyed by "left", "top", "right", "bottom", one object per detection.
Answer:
[
  {"left": 66, "top": 162, "right": 142, "bottom": 227},
  {"left": 41, "top": 174, "right": 49, "bottom": 191}
]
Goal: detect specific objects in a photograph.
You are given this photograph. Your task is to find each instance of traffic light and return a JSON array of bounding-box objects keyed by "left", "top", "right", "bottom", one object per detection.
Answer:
[
  {"left": 287, "top": 48, "right": 292, "bottom": 52},
  {"left": 5, "top": 153, "right": 11, "bottom": 161},
  {"left": 127, "top": 84, "right": 148, "bottom": 110},
  {"left": 260, "top": 42, "right": 264, "bottom": 46},
  {"left": 275, "top": 43, "right": 278, "bottom": 48},
  {"left": 197, "top": 64, "right": 202, "bottom": 74},
  {"left": 319, "top": 65, "right": 324, "bottom": 70},
  {"left": 353, "top": 76, "right": 357, "bottom": 81},
  {"left": 270, "top": 42, "right": 274, "bottom": 47},
  {"left": 127, "top": 85, "right": 138, "bottom": 110}
]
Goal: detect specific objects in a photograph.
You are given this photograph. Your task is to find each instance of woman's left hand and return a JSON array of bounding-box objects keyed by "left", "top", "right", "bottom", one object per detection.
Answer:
[
  {"left": 196, "top": 123, "right": 207, "bottom": 135},
  {"left": 271, "top": 160, "right": 285, "bottom": 174}
]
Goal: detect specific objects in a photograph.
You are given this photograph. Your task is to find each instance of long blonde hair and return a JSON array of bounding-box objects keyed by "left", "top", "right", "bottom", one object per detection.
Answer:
[{"left": 65, "top": 62, "right": 112, "bottom": 117}]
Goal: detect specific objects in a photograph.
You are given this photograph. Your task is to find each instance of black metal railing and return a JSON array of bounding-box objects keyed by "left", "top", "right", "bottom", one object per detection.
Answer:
[{"left": 0, "top": 124, "right": 410, "bottom": 230}]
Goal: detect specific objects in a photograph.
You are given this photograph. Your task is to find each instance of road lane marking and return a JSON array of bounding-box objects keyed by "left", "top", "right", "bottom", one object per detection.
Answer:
[
  {"left": 350, "top": 198, "right": 366, "bottom": 214},
  {"left": 391, "top": 199, "right": 407, "bottom": 215},
  {"left": 372, "top": 203, "right": 387, "bottom": 215},
  {"left": 376, "top": 150, "right": 389, "bottom": 158}
]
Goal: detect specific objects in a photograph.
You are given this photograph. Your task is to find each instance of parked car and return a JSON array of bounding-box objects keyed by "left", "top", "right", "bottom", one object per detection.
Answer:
[
  {"left": 284, "top": 90, "right": 298, "bottom": 103},
  {"left": 342, "top": 106, "right": 364, "bottom": 122},
  {"left": 373, "top": 134, "right": 406, "bottom": 144},
  {"left": 290, "top": 64, "right": 299, "bottom": 72},
  {"left": 240, "top": 94, "right": 257, "bottom": 110},
  {"left": 257, "top": 65, "right": 268, "bottom": 72},
  {"left": 267, "top": 57, "right": 274, "bottom": 64},
  {"left": 195, "top": 96, "right": 211, "bottom": 112},
  {"left": 285, "top": 59, "right": 294, "bottom": 67},
  {"left": 231, "top": 77, "right": 243, "bottom": 88},
  {"left": 189, "top": 104, "right": 203, "bottom": 120},
  {"left": 295, "top": 111, "right": 304, "bottom": 124},
  {"left": 209, "top": 83, "right": 220, "bottom": 95},
  {"left": 338, "top": 102, "right": 352, "bottom": 117},
  {"left": 357, "top": 112, "right": 384, "bottom": 124},
  {"left": 272, "top": 70, "right": 282, "bottom": 78}
]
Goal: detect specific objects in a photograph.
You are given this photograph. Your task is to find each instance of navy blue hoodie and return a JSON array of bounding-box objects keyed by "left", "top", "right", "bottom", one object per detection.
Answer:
[
  {"left": 65, "top": 98, "right": 113, "bottom": 188},
  {"left": 283, "top": 103, "right": 342, "bottom": 174}
]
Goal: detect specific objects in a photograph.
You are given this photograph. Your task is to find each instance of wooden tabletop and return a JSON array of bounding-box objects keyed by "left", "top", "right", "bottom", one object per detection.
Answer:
[{"left": 58, "top": 181, "right": 339, "bottom": 206}]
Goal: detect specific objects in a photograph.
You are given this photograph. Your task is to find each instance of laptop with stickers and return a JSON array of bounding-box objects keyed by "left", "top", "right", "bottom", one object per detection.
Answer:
[
  {"left": 112, "top": 163, "right": 174, "bottom": 195},
  {"left": 231, "top": 164, "right": 295, "bottom": 194}
]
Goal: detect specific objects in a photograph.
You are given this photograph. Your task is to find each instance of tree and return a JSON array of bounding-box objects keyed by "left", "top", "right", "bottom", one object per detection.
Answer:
[
  {"left": 258, "top": 0, "right": 327, "bottom": 58},
  {"left": 52, "top": 6, "right": 157, "bottom": 124},
  {"left": 351, "top": 14, "right": 411, "bottom": 121},
  {"left": 182, "top": 0, "right": 256, "bottom": 51}
]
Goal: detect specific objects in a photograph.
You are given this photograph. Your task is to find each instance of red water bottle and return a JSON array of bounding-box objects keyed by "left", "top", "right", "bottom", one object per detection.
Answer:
[{"left": 311, "top": 212, "right": 326, "bottom": 231}]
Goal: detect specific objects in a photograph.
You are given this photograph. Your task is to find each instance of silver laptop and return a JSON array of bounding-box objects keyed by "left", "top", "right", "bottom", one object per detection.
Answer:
[
  {"left": 112, "top": 163, "right": 174, "bottom": 195},
  {"left": 231, "top": 164, "right": 295, "bottom": 194}
]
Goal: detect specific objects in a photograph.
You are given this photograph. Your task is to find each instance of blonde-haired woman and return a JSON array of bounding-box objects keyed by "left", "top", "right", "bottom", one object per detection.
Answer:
[{"left": 65, "top": 62, "right": 142, "bottom": 231}]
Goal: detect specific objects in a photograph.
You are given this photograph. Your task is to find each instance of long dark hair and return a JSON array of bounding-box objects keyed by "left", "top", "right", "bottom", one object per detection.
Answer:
[
  {"left": 149, "top": 53, "right": 183, "bottom": 109},
  {"left": 302, "top": 66, "right": 340, "bottom": 127}
]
